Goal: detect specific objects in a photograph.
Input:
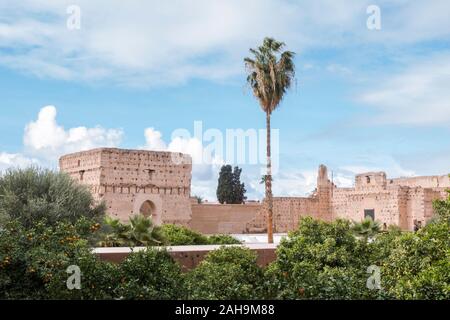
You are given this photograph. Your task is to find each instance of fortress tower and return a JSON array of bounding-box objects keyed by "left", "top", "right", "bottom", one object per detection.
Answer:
[
  {"left": 59, "top": 148, "right": 193, "bottom": 225},
  {"left": 317, "top": 164, "right": 333, "bottom": 221}
]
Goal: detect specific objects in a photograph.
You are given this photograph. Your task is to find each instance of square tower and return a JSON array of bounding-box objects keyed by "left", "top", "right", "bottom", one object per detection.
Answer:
[{"left": 59, "top": 148, "right": 193, "bottom": 225}]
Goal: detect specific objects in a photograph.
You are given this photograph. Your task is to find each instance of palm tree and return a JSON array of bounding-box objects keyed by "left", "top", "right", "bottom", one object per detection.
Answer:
[
  {"left": 351, "top": 217, "right": 381, "bottom": 242},
  {"left": 127, "top": 214, "right": 162, "bottom": 246},
  {"left": 98, "top": 215, "right": 162, "bottom": 247},
  {"left": 245, "top": 37, "right": 295, "bottom": 243}
]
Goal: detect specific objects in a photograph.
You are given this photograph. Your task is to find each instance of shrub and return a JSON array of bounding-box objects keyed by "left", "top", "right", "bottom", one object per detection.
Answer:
[
  {"left": 118, "top": 248, "right": 186, "bottom": 300},
  {"left": 369, "top": 226, "right": 403, "bottom": 265},
  {"left": 158, "top": 224, "right": 242, "bottom": 246},
  {"left": 351, "top": 217, "right": 381, "bottom": 241},
  {"left": 0, "top": 217, "right": 108, "bottom": 299},
  {"left": 46, "top": 250, "right": 120, "bottom": 300},
  {"left": 0, "top": 167, "right": 105, "bottom": 228},
  {"left": 372, "top": 190, "right": 450, "bottom": 300},
  {"left": 207, "top": 234, "right": 242, "bottom": 245},
  {"left": 98, "top": 215, "right": 163, "bottom": 247},
  {"left": 186, "top": 246, "right": 265, "bottom": 300},
  {"left": 433, "top": 184, "right": 450, "bottom": 224},
  {"left": 378, "top": 220, "right": 450, "bottom": 299},
  {"left": 267, "top": 217, "right": 375, "bottom": 300},
  {"left": 158, "top": 224, "right": 209, "bottom": 245},
  {"left": 0, "top": 218, "right": 187, "bottom": 300}
]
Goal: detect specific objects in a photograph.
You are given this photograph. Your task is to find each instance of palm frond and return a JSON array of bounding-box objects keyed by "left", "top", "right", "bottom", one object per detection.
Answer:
[{"left": 244, "top": 37, "right": 296, "bottom": 114}]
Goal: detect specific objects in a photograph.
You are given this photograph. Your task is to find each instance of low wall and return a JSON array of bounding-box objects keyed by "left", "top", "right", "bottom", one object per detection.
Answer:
[
  {"left": 93, "top": 244, "right": 277, "bottom": 271},
  {"left": 189, "top": 203, "right": 261, "bottom": 234}
]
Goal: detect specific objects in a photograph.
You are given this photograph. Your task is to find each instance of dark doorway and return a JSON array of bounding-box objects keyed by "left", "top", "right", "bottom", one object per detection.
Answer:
[{"left": 364, "top": 209, "right": 375, "bottom": 220}]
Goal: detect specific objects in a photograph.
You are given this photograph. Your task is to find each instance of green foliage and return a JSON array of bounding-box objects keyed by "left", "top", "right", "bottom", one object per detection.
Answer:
[
  {"left": 0, "top": 217, "right": 111, "bottom": 299},
  {"left": 377, "top": 220, "right": 450, "bottom": 299},
  {"left": 159, "top": 224, "right": 242, "bottom": 246},
  {"left": 267, "top": 217, "right": 375, "bottom": 300},
  {"left": 0, "top": 167, "right": 105, "bottom": 228},
  {"left": 244, "top": 37, "right": 295, "bottom": 115},
  {"left": 97, "top": 216, "right": 132, "bottom": 247},
  {"left": 118, "top": 248, "right": 186, "bottom": 300},
  {"left": 98, "top": 215, "right": 163, "bottom": 247},
  {"left": 260, "top": 175, "right": 272, "bottom": 185},
  {"left": 207, "top": 234, "right": 242, "bottom": 245},
  {"left": 1, "top": 194, "right": 448, "bottom": 300},
  {"left": 46, "top": 251, "right": 120, "bottom": 300},
  {"left": 186, "top": 247, "right": 265, "bottom": 300},
  {"left": 351, "top": 217, "right": 382, "bottom": 241},
  {"left": 231, "top": 166, "right": 247, "bottom": 204},
  {"left": 194, "top": 195, "right": 204, "bottom": 204},
  {"left": 432, "top": 182, "right": 450, "bottom": 223},
  {"left": 216, "top": 165, "right": 247, "bottom": 204},
  {"left": 369, "top": 226, "right": 403, "bottom": 265},
  {"left": 0, "top": 218, "right": 185, "bottom": 300},
  {"left": 217, "top": 165, "right": 233, "bottom": 204},
  {"left": 99, "top": 220, "right": 241, "bottom": 247},
  {"left": 159, "top": 224, "right": 209, "bottom": 245}
]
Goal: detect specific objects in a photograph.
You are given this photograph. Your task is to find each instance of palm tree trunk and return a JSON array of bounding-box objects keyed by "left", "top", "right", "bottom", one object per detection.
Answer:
[{"left": 266, "top": 111, "right": 274, "bottom": 244}]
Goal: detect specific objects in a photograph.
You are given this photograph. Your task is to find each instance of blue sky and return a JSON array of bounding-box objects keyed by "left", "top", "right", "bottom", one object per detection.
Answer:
[{"left": 1, "top": 0, "right": 449, "bottom": 200}]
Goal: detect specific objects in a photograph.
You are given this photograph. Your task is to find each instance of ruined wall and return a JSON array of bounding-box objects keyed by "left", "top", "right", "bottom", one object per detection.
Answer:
[
  {"left": 273, "top": 197, "right": 320, "bottom": 232},
  {"left": 399, "top": 187, "right": 443, "bottom": 230},
  {"left": 190, "top": 203, "right": 261, "bottom": 234},
  {"left": 244, "top": 197, "right": 320, "bottom": 233},
  {"left": 331, "top": 173, "right": 449, "bottom": 230},
  {"left": 60, "top": 148, "right": 449, "bottom": 233},
  {"left": 355, "top": 172, "right": 387, "bottom": 190},
  {"left": 60, "top": 148, "right": 192, "bottom": 225},
  {"left": 332, "top": 187, "right": 403, "bottom": 227},
  {"left": 392, "top": 175, "right": 450, "bottom": 188},
  {"left": 244, "top": 165, "right": 330, "bottom": 233}
]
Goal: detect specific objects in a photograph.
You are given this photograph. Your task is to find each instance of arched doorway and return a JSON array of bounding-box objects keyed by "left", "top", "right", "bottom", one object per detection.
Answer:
[{"left": 139, "top": 200, "right": 156, "bottom": 219}]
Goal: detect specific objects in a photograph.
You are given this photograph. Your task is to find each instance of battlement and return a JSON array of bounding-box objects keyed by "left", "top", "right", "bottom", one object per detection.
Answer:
[{"left": 59, "top": 148, "right": 192, "bottom": 188}]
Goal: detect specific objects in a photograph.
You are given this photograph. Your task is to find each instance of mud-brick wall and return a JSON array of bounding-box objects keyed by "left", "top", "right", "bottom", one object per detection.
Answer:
[
  {"left": 245, "top": 197, "right": 320, "bottom": 233},
  {"left": 331, "top": 188, "right": 402, "bottom": 227},
  {"left": 272, "top": 197, "right": 320, "bottom": 232},
  {"left": 60, "top": 148, "right": 194, "bottom": 225},
  {"left": 401, "top": 187, "right": 443, "bottom": 230},
  {"left": 189, "top": 203, "right": 261, "bottom": 234}
]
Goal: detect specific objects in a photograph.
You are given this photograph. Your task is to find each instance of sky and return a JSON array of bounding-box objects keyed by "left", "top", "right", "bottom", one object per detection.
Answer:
[{"left": 0, "top": 0, "right": 449, "bottom": 200}]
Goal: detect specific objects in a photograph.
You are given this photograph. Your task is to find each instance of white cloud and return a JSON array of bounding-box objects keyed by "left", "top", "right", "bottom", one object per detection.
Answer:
[
  {"left": 0, "top": 153, "right": 40, "bottom": 172},
  {"left": 339, "top": 154, "right": 415, "bottom": 178},
  {"left": 272, "top": 170, "right": 318, "bottom": 197},
  {"left": 1, "top": 1, "right": 450, "bottom": 86},
  {"left": 359, "top": 53, "right": 450, "bottom": 125},
  {"left": 143, "top": 128, "right": 167, "bottom": 151},
  {"left": 23, "top": 106, "right": 123, "bottom": 160}
]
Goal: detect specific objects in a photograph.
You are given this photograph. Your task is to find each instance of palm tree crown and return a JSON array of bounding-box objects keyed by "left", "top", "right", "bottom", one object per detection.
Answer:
[
  {"left": 352, "top": 217, "right": 382, "bottom": 241},
  {"left": 244, "top": 37, "right": 295, "bottom": 114}
]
